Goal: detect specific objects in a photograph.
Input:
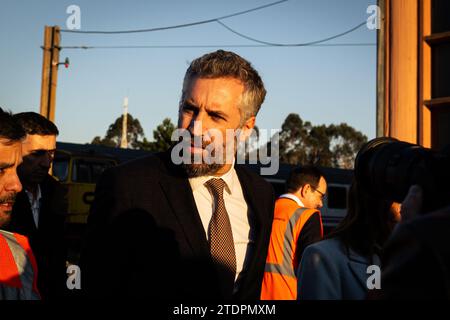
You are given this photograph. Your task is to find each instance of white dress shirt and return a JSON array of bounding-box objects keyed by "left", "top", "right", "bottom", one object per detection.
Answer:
[
  {"left": 279, "top": 193, "right": 305, "bottom": 208},
  {"left": 25, "top": 184, "right": 42, "bottom": 229},
  {"left": 189, "top": 165, "right": 254, "bottom": 284}
]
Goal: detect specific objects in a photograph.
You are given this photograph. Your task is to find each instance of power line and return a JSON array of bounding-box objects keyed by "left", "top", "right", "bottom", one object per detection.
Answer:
[
  {"left": 58, "top": 1, "right": 372, "bottom": 50},
  {"left": 60, "top": 0, "right": 289, "bottom": 34},
  {"left": 59, "top": 20, "right": 372, "bottom": 50},
  {"left": 60, "top": 43, "right": 375, "bottom": 50},
  {"left": 216, "top": 20, "right": 367, "bottom": 46}
]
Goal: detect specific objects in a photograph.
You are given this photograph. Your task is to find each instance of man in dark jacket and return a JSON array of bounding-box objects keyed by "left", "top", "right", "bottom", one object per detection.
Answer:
[
  {"left": 82, "top": 50, "right": 275, "bottom": 300},
  {"left": 7, "top": 112, "right": 67, "bottom": 299}
]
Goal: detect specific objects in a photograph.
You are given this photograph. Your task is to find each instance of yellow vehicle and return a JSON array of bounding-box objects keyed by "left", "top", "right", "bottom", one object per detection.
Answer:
[
  {"left": 53, "top": 148, "right": 117, "bottom": 224},
  {"left": 53, "top": 142, "right": 151, "bottom": 226}
]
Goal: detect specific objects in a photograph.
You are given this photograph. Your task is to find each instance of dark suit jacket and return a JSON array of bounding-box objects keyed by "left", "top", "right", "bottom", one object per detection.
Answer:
[
  {"left": 7, "top": 174, "right": 68, "bottom": 299},
  {"left": 81, "top": 150, "right": 275, "bottom": 300},
  {"left": 375, "top": 206, "right": 450, "bottom": 299}
]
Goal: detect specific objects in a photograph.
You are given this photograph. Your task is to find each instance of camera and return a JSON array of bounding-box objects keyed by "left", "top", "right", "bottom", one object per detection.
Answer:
[{"left": 354, "top": 137, "right": 450, "bottom": 213}]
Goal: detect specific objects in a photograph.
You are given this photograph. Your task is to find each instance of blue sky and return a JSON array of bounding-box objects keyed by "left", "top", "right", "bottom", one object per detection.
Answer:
[{"left": 0, "top": 0, "right": 377, "bottom": 144}]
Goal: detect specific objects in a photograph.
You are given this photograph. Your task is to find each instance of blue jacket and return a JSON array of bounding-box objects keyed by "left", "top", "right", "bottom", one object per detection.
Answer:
[{"left": 297, "top": 238, "right": 380, "bottom": 300}]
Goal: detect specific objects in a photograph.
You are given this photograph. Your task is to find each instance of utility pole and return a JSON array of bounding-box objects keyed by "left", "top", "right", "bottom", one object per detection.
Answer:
[
  {"left": 120, "top": 97, "right": 129, "bottom": 149},
  {"left": 40, "top": 26, "right": 60, "bottom": 122}
]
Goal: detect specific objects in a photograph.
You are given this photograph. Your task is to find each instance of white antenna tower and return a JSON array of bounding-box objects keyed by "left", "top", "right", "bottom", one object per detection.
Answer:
[{"left": 120, "top": 96, "right": 128, "bottom": 149}]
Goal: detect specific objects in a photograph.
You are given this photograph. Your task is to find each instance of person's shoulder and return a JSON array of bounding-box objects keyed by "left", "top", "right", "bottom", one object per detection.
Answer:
[
  {"left": 0, "top": 229, "right": 13, "bottom": 238},
  {"left": 306, "top": 238, "right": 339, "bottom": 250},
  {"left": 304, "top": 238, "right": 345, "bottom": 260},
  {"left": 0, "top": 230, "right": 28, "bottom": 250},
  {"left": 45, "top": 174, "right": 63, "bottom": 187},
  {"left": 105, "top": 152, "right": 168, "bottom": 180},
  {"left": 41, "top": 175, "right": 67, "bottom": 199}
]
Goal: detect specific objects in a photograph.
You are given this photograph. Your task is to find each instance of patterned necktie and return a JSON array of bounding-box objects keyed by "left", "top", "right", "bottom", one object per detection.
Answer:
[{"left": 205, "top": 178, "right": 236, "bottom": 298}]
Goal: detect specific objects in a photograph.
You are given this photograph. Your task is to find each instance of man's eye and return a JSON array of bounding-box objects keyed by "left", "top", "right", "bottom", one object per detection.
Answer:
[
  {"left": 213, "top": 113, "right": 227, "bottom": 122},
  {"left": 211, "top": 115, "right": 223, "bottom": 121},
  {"left": 182, "top": 104, "right": 195, "bottom": 113}
]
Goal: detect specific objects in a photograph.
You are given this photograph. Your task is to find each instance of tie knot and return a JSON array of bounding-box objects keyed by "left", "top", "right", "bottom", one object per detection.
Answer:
[{"left": 205, "top": 178, "right": 226, "bottom": 197}]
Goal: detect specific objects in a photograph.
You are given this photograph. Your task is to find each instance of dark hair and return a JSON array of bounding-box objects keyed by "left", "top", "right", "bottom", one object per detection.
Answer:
[
  {"left": 286, "top": 166, "right": 324, "bottom": 193},
  {"left": 0, "top": 108, "right": 26, "bottom": 143},
  {"left": 13, "top": 112, "right": 59, "bottom": 136},
  {"left": 181, "top": 50, "right": 266, "bottom": 122},
  {"left": 326, "top": 179, "right": 394, "bottom": 259}
]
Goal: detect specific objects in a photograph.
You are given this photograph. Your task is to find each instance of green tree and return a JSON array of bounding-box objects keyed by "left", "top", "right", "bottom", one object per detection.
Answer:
[
  {"left": 275, "top": 113, "right": 367, "bottom": 168},
  {"left": 91, "top": 113, "right": 145, "bottom": 149},
  {"left": 278, "top": 113, "right": 310, "bottom": 165},
  {"left": 139, "top": 118, "right": 176, "bottom": 152},
  {"left": 328, "top": 123, "right": 368, "bottom": 169},
  {"left": 305, "top": 124, "right": 333, "bottom": 166}
]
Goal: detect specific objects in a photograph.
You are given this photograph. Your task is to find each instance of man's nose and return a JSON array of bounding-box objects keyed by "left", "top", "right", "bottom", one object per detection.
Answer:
[
  {"left": 317, "top": 200, "right": 323, "bottom": 209},
  {"left": 41, "top": 153, "right": 53, "bottom": 168},
  {"left": 6, "top": 172, "right": 22, "bottom": 193},
  {"left": 189, "top": 118, "right": 205, "bottom": 137}
]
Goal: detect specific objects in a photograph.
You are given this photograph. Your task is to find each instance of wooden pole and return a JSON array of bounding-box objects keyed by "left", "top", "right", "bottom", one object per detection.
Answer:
[
  {"left": 39, "top": 26, "right": 60, "bottom": 122},
  {"left": 376, "top": 0, "right": 388, "bottom": 138}
]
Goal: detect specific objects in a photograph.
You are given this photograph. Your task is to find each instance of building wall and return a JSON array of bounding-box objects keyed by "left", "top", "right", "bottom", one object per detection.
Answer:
[{"left": 377, "top": 0, "right": 450, "bottom": 151}]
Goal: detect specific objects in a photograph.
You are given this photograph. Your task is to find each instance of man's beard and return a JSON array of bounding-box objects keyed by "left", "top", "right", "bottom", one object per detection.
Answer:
[
  {"left": 0, "top": 193, "right": 17, "bottom": 227},
  {"left": 181, "top": 137, "right": 236, "bottom": 178},
  {"left": 0, "top": 193, "right": 17, "bottom": 205},
  {"left": 182, "top": 162, "right": 224, "bottom": 178}
]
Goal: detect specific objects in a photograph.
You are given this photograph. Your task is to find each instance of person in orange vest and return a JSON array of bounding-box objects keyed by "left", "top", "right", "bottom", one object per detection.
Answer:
[
  {"left": 261, "top": 166, "right": 327, "bottom": 300},
  {"left": 0, "top": 108, "right": 40, "bottom": 300}
]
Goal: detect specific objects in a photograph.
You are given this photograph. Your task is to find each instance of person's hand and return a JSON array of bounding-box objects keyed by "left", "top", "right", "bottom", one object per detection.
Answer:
[{"left": 400, "top": 185, "right": 423, "bottom": 222}]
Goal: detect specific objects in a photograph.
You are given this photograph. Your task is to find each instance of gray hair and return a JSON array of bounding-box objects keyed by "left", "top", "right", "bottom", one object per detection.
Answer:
[{"left": 180, "top": 50, "right": 266, "bottom": 125}]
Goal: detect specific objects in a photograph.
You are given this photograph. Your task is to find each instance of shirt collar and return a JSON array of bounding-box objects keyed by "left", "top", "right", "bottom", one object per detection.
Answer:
[
  {"left": 188, "top": 159, "right": 235, "bottom": 195},
  {"left": 279, "top": 193, "right": 304, "bottom": 207},
  {"left": 25, "top": 184, "right": 42, "bottom": 204}
]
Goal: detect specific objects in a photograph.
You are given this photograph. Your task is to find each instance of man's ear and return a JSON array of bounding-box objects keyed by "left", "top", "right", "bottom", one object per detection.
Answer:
[
  {"left": 300, "top": 184, "right": 311, "bottom": 198},
  {"left": 238, "top": 116, "right": 256, "bottom": 142}
]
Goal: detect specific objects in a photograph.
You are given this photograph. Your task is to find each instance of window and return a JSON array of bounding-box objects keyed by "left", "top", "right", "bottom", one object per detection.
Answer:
[
  {"left": 53, "top": 159, "right": 69, "bottom": 182},
  {"left": 72, "top": 159, "right": 115, "bottom": 183},
  {"left": 424, "top": 0, "right": 450, "bottom": 150},
  {"left": 92, "top": 162, "right": 110, "bottom": 183},
  {"left": 72, "top": 160, "right": 90, "bottom": 183}
]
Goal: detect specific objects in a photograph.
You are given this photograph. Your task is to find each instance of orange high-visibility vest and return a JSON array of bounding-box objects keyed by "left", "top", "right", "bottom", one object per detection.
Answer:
[
  {"left": 261, "top": 197, "right": 323, "bottom": 300},
  {"left": 0, "top": 230, "right": 40, "bottom": 300}
]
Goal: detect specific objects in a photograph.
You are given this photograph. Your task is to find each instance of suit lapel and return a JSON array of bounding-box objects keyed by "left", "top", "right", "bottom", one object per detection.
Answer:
[
  {"left": 38, "top": 181, "right": 49, "bottom": 231},
  {"left": 158, "top": 165, "right": 210, "bottom": 258},
  {"left": 30, "top": 183, "right": 46, "bottom": 232},
  {"left": 235, "top": 166, "right": 264, "bottom": 236},
  {"left": 233, "top": 165, "right": 268, "bottom": 297}
]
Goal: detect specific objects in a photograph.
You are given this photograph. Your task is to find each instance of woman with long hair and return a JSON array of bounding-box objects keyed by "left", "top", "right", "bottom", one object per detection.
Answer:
[{"left": 296, "top": 174, "right": 400, "bottom": 299}]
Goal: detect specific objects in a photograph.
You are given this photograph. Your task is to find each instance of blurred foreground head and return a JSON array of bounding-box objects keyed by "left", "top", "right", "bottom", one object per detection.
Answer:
[
  {"left": 0, "top": 108, "right": 25, "bottom": 227},
  {"left": 354, "top": 137, "right": 450, "bottom": 213}
]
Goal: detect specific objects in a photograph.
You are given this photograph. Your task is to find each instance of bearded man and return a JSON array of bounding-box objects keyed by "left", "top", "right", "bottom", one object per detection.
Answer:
[{"left": 81, "top": 50, "right": 275, "bottom": 300}]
